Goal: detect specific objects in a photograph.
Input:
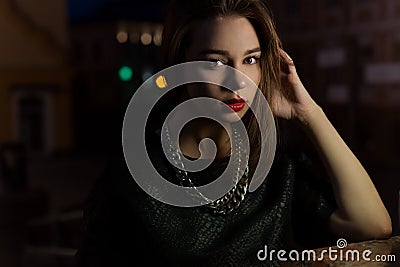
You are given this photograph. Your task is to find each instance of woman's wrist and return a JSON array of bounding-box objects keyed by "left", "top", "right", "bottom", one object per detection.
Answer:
[{"left": 295, "top": 103, "right": 324, "bottom": 127}]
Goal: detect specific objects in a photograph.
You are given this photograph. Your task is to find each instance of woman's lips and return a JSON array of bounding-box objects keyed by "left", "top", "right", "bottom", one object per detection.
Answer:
[{"left": 224, "top": 98, "right": 246, "bottom": 112}]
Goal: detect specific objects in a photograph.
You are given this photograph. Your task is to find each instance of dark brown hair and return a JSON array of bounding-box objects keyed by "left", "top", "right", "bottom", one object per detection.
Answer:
[{"left": 159, "top": 0, "right": 284, "bottom": 180}]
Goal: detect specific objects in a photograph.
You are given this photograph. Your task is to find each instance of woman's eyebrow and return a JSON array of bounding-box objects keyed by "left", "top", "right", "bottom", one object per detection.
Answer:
[
  {"left": 198, "top": 49, "right": 229, "bottom": 56},
  {"left": 244, "top": 47, "right": 261, "bottom": 55},
  {"left": 197, "top": 47, "right": 261, "bottom": 56}
]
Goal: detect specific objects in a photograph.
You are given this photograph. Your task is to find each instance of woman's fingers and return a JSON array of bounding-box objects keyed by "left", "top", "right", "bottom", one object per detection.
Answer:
[
  {"left": 279, "top": 48, "right": 297, "bottom": 75},
  {"left": 279, "top": 48, "right": 304, "bottom": 86},
  {"left": 279, "top": 48, "right": 294, "bottom": 65}
]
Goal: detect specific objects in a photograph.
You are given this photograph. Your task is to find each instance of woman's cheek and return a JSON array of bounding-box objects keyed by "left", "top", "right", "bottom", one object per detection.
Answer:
[{"left": 186, "top": 84, "right": 222, "bottom": 99}]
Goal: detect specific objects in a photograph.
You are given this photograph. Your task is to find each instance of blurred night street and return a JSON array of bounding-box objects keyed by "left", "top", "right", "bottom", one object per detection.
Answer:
[{"left": 0, "top": 0, "right": 399, "bottom": 266}]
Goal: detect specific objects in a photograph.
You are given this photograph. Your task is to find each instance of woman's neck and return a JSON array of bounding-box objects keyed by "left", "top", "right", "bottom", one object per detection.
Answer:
[{"left": 178, "top": 118, "right": 231, "bottom": 159}]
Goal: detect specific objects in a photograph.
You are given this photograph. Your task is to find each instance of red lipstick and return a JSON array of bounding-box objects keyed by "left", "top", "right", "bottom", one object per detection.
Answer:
[{"left": 225, "top": 98, "right": 246, "bottom": 112}]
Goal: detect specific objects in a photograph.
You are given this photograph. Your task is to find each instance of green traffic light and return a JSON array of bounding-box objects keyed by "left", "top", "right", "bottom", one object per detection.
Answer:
[{"left": 119, "top": 66, "right": 133, "bottom": 81}]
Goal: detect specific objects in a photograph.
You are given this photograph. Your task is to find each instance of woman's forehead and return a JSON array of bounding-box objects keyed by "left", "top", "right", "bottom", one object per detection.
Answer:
[{"left": 187, "top": 16, "right": 260, "bottom": 55}]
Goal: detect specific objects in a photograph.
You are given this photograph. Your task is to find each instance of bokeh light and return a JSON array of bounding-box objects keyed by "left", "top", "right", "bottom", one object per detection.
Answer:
[
  {"left": 119, "top": 66, "right": 133, "bottom": 81},
  {"left": 140, "top": 33, "right": 152, "bottom": 45},
  {"left": 116, "top": 31, "right": 128, "bottom": 43}
]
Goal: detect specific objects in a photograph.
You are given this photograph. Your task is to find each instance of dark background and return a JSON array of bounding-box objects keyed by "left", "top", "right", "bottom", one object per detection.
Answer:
[{"left": 0, "top": 0, "right": 399, "bottom": 266}]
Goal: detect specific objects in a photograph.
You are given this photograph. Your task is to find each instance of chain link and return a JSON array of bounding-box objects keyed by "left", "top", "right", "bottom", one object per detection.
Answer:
[{"left": 162, "top": 125, "right": 250, "bottom": 215}]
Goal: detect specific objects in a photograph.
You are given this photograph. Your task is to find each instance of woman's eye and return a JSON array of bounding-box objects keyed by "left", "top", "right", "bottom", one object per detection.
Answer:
[
  {"left": 244, "top": 56, "right": 260, "bottom": 65},
  {"left": 208, "top": 59, "right": 225, "bottom": 67}
]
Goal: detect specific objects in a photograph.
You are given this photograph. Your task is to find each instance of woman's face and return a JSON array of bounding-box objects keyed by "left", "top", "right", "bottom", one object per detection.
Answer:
[{"left": 184, "top": 15, "right": 261, "bottom": 121}]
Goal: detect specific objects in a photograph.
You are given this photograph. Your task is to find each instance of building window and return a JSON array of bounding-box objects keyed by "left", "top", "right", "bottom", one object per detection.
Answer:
[{"left": 12, "top": 87, "right": 54, "bottom": 155}]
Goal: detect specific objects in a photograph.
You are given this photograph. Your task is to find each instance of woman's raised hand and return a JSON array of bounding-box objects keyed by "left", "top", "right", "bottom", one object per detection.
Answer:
[{"left": 271, "top": 48, "right": 320, "bottom": 124}]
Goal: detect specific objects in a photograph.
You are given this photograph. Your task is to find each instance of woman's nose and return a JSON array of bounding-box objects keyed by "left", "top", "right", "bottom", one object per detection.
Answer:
[
  {"left": 222, "top": 68, "right": 247, "bottom": 92},
  {"left": 234, "top": 78, "right": 246, "bottom": 90}
]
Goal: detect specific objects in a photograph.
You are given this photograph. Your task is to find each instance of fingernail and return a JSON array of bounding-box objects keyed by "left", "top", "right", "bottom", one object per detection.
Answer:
[{"left": 284, "top": 51, "right": 293, "bottom": 62}]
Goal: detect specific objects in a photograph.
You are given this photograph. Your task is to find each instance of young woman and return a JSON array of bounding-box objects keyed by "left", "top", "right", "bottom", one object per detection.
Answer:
[{"left": 76, "top": 0, "right": 392, "bottom": 266}]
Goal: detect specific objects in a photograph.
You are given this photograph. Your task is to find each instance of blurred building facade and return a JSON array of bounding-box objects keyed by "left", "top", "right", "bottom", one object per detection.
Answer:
[
  {"left": 0, "top": 0, "right": 72, "bottom": 155},
  {"left": 0, "top": 1, "right": 72, "bottom": 266},
  {"left": 69, "top": 0, "right": 165, "bottom": 153},
  {"left": 270, "top": 0, "right": 400, "bottom": 164}
]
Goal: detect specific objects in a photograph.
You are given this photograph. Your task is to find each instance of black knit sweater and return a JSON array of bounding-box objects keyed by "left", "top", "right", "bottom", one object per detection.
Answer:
[{"left": 76, "top": 132, "right": 337, "bottom": 267}]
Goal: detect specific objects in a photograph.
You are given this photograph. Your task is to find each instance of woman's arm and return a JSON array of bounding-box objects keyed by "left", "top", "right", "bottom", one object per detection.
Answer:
[
  {"left": 274, "top": 49, "right": 392, "bottom": 241},
  {"left": 301, "top": 106, "right": 392, "bottom": 241}
]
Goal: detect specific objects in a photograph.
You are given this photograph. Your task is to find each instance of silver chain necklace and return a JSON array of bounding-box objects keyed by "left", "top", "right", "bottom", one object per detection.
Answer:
[{"left": 162, "top": 125, "right": 250, "bottom": 215}]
